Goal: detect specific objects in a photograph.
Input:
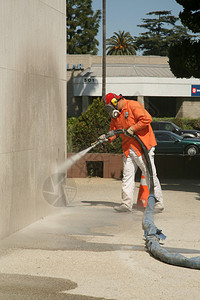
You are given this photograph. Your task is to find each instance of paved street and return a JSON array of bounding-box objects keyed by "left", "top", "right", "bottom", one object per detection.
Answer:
[{"left": 0, "top": 178, "right": 200, "bottom": 300}]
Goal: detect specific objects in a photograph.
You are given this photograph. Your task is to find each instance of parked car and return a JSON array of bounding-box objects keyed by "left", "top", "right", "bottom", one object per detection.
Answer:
[
  {"left": 154, "top": 131, "right": 200, "bottom": 156},
  {"left": 151, "top": 121, "right": 200, "bottom": 138}
]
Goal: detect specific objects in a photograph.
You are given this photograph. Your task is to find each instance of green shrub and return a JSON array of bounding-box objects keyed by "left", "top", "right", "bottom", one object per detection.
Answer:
[
  {"left": 67, "top": 102, "right": 200, "bottom": 154},
  {"left": 152, "top": 117, "right": 200, "bottom": 130},
  {"left": 67, "top": 117, "right": 78, "bottom": 152},
  {"left": 184, "top": 119, "right": 200, "bottom": 130},
  {"left": 67, "top": 97, "right": 123, "bottom": 153}
]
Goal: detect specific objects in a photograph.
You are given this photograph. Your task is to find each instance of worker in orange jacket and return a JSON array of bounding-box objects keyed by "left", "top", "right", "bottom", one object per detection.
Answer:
[{"left": 102, "top": 93, "right": 164, "bottom": 213}]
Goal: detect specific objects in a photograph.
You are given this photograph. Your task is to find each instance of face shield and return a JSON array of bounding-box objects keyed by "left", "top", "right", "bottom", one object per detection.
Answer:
[
  {"left": 104, "top": 104, "right": 119, "bottom": 118},
  {"left": 104, "top": 98, "right": 119, "bottom": 118}
]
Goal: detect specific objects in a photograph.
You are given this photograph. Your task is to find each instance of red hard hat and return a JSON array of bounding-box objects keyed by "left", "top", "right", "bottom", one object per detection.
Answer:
[{"left": 103, "top": 93, "right": 122, "bottom": 105}]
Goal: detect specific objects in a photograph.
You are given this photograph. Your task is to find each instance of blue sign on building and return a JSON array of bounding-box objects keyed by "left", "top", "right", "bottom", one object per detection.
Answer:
[{"left": 191, "top": 85, "right": 200, "bottom": 96}]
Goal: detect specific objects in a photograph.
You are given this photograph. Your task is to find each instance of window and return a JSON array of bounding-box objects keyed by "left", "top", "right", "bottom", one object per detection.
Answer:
[
  {"left": 156, "top": 133, "right": 174, "bottom": 141},
  {"left": 164, "top": 123, "right": 173, "bottom": 131},
  {"left": 86, "top": 161, "right": 103, "bottom": 177}
]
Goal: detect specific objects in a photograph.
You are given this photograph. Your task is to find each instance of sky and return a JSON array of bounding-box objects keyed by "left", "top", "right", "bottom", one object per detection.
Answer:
[{"left": 92, "top": 0, "right": 184, "bottom": 55}]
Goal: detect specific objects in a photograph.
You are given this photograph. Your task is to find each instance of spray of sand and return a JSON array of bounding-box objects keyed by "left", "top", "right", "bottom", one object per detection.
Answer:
[
  {"left": 57, "top": 145, "right": 94, "bottom": 174},
  {"left": 50, "top": 142, "right": 101, "bottom": 207}
]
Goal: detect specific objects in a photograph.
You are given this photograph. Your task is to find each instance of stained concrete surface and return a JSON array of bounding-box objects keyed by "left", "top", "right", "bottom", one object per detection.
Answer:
[
  {"left": 0, "top": 178, "right": 200, "bottom": 300},
  {"left": 0, "top": 0, "right": 66, "bottom": 238}
]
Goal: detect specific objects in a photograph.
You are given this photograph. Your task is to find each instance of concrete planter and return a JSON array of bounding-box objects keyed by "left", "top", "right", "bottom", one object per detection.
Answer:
[
  {"left": 67, "top": 153, "right": 200, "bottom": 179},
  {"left": 67, "top": 153, "right": 123, "bottom": 179}
]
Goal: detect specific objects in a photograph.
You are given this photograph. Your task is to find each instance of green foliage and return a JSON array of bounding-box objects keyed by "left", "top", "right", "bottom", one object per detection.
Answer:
[
  {"left": 176, "top": 0, "right": 200, "bottom": 33},
  {"left": 68, "top": 98, "right": 123, "bottom": 153},
  {"left": 169, "top": 1, "right": 200, "bottom": 78},
  {"left": 106, "top": 30, "right": 137, "bottom": 55},
  {"left": 67, "top": 0, "right": 101, "bottom": 54},
  {"left": 152, "top": 117, "right": 200, "bottom": 130},
  {"left": 68, "top": 111, "right": 200, "bottom": 154},
  {"left": 168, "top": 39, "right": 200, "bottom": 78},
  {"left": 68, "top": 113, "right": 200, "bottom": 154},
  {"left": 135, "top": 10, "right": 195, "bottom": 56},
  {"left": 67, "top": 117, "right": 78, "bottom": 152}
]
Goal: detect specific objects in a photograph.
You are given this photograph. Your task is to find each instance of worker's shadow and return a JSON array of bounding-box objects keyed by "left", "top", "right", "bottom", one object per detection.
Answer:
[
  {"left": 82, "top": 201, "right": 146, "bottom": 212},
  {"left": 161, "top": 180, "right": 200, "bottom": 201},
  {"left": 81, "top": 200, "right": 119, "bottom": 207}
]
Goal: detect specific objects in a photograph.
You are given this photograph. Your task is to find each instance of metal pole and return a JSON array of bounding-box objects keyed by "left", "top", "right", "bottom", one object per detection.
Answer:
[{"left": 102, "top": 0, "right": 106, "bottom": 98}]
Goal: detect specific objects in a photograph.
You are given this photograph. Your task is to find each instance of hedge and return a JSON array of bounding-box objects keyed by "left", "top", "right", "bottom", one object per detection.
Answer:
[
  {"left": 67, "top": 98, "right": 200, "bottom": 154},
  {"left": 152, "top": 117, "right": 200, "bottom": 130},
  {"left": 67, "top": 97, "right": 122, "bottom": 153}
]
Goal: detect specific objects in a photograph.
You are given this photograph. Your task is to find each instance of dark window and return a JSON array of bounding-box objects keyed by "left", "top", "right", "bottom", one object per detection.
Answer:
[
  {"left": 86, "top": 161, "right": 103, "bottom": 177},
  {"left": 160, "top": 123, "right": 174, "bottom": 131},
  {"left": 148, "top": 97, "right": 177, "bottom": 117},
  {"left": 156, "top": 133, "right": 174, "bottom": 141},
  {"left": 151, "top": 122, "right": 158, "bottom": 130}
]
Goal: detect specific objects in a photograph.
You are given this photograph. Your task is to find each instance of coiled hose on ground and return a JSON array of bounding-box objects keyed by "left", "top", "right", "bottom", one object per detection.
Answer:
[{"left": 106, "top": 129, "right": 200, "bottom": 269}]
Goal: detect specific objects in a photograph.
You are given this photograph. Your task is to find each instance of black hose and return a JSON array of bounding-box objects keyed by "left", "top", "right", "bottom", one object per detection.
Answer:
[{"left": 107, "top": 129, "right": 200, "bottom": 269}]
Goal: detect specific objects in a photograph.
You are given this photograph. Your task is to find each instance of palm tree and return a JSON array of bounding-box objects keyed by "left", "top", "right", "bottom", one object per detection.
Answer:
[{"left": 106, "top": 30, "right": 137, "bottom": 55}]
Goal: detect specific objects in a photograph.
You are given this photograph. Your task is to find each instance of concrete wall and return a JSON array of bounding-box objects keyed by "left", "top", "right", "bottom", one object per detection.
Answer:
[
  {"left": 0, "top": 0, "right": 66, "bottom": 239},
  {"left": 176, "top": 97, "right": 200, "bottom": 118}
]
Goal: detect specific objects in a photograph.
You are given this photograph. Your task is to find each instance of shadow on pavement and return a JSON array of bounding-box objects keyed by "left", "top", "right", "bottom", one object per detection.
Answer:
[
  {"left": 81, "top": 201, "right": 118, "bottom": 207},
  {"left": 160, "top": 179, "right": 200, "bottom": 201},
  {"left": 0, "top": 273, "right": 111, "bottom": 300}
]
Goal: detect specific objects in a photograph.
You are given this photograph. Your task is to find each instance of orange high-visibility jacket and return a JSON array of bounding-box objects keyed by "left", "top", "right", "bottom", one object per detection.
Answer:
[{"left": 109, "top": 99, "right": 157, "bottom": 157}]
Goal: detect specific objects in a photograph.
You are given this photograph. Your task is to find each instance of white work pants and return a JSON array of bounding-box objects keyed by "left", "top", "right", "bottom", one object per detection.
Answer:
[{"left": 121, "top": 147, "right": 163, "bottom": 209}]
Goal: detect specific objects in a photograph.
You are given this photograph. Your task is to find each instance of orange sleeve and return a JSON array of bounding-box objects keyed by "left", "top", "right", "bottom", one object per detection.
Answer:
[{"left": 130, "top": 102, "right": 152, "bottom": 132}]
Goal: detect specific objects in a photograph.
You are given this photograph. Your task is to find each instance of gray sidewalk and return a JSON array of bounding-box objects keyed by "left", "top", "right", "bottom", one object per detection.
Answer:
[{"left": 0, "top": 178, "right": 200, "bottom": 300}]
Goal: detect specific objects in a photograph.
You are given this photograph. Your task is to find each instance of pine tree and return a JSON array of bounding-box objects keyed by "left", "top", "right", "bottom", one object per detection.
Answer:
[
  {"left": 67, "top": 0, "right": 101, "bottom": 54},
  {"left": 176, "top": 0, "right": 200, "bottom": 33},
  {"left": 168, "top": 1, "right": 200, "bottom": 78},
  {"left": 106, "top": 30, "right": 137, "bottom": 55},
  {"left": 135, "top": 10, "right": 194, "bottom": 56}
]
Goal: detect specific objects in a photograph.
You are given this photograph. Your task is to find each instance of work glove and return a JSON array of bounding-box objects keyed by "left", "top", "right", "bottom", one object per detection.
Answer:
[
  {"left": 98, "top": 134, "right": 109, "bottom": 142},
  {"left": 123, "top": 126, "right": 135, "bottom": 136}
]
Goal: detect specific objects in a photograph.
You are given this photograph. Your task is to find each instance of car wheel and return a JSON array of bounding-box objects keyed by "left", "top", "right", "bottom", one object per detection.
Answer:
[{"left": 185, "top": 145, "right": 199, "bottom": 156}]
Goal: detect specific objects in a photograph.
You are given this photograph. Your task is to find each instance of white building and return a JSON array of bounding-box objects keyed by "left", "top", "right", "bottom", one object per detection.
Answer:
[{"left": 67, "top": 55, "right": 200, "bottom": 118}]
